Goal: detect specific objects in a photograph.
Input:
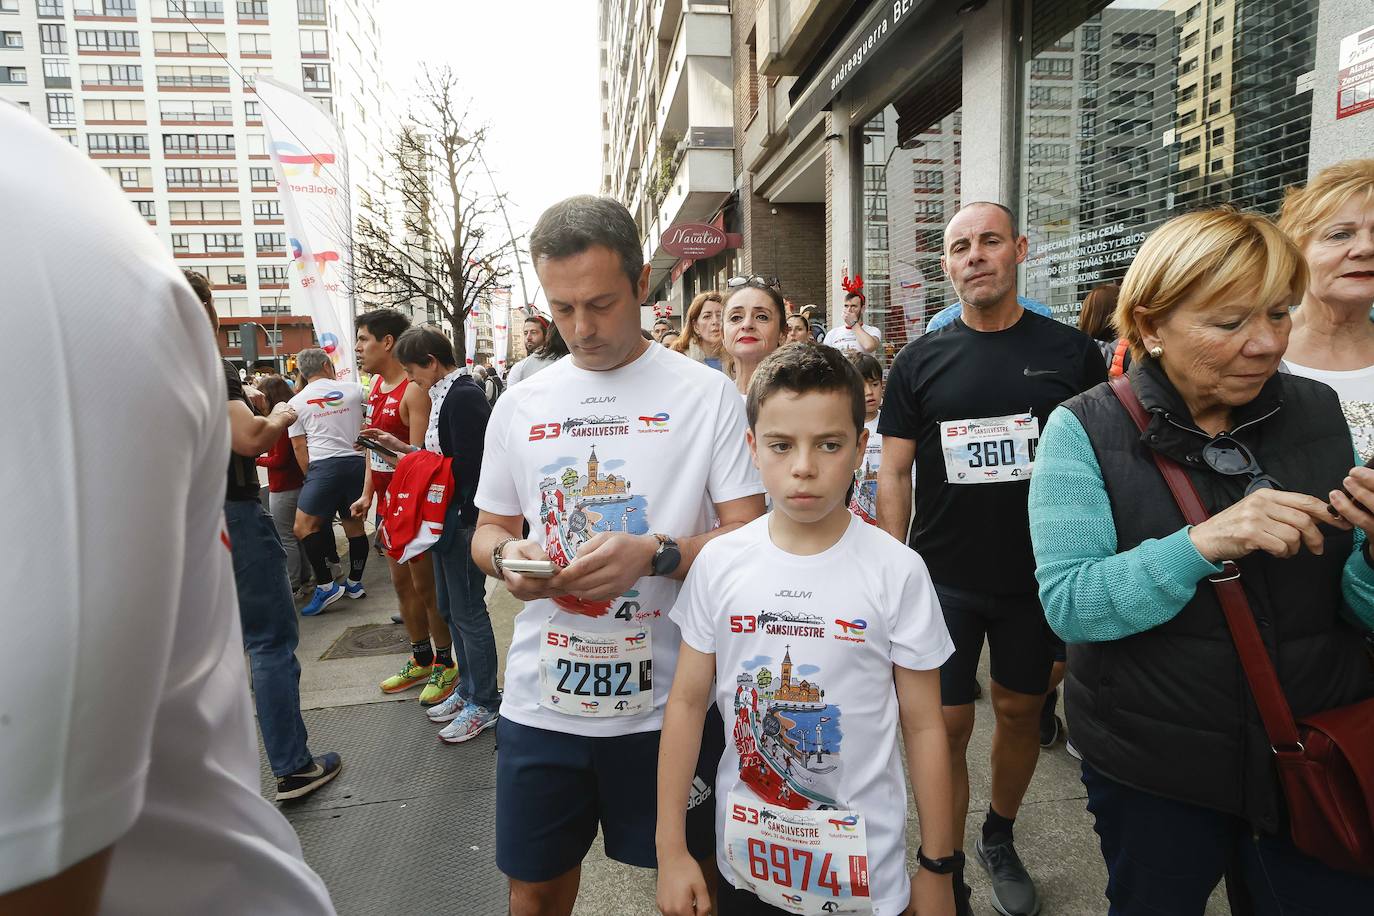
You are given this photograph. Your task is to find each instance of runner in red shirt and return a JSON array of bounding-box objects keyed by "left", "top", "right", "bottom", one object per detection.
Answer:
[{"left": 351, "top": 310, "right": 447, "bottom": 701}]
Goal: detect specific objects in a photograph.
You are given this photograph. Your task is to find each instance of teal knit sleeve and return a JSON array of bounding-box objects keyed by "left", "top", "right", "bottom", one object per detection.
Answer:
[
  {"left": 1340, "top": 441, "right": 1374, "bottom": 631},
  {"left": 1029, "top": 407, "right": 1224, "bottom": 643}
]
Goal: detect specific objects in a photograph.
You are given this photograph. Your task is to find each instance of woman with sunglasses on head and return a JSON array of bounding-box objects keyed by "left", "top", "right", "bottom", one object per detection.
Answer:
[
  {"left": 720, "top": 280, "right": 786, "bottom": 397},
  {"left": 1027, "top": 208, "right": 1374, "bottom": 913},
  {"left": 1278, "top": 160, "right": 1374, "bottom": 460},
  {"left": 670, "top": 290, "right": 725, "bottom": 371}
]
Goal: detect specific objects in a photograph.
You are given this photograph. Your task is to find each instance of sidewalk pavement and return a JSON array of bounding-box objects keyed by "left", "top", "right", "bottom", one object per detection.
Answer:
[{"left": 260, "top": 550, "right": 1230, "bottom": 915}]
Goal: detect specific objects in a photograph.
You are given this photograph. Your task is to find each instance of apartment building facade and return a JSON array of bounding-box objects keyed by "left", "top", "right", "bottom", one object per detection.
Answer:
[
  {"left": 601, "top": 0, "right": 1369, "bottom": 357},
  {"left": 0, "top": 0, "right": 395, "bottom": 368}
]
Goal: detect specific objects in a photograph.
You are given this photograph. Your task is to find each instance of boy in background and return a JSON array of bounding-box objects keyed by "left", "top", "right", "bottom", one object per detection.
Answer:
[{"left": 847, "top": 351, "right": 885, "bottom": 525}]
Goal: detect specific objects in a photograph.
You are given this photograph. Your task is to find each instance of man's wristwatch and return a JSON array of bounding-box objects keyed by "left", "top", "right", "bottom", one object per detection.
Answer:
[
  {"left": 649, "top": 533, "right": 681, "bottom": 577},
  {"left": 916, "top": 847, "right": 964, "bottom": 875},
  {"left": 492, "top": 536, "right": 518, "bottom": 577}
]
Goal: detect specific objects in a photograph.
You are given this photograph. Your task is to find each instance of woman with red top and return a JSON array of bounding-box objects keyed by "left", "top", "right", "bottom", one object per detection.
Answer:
[{"left": 256, "top": 375, "right": 311, "bottom": 595}]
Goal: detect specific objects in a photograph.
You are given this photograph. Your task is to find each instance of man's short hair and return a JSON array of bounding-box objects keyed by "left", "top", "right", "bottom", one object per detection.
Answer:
[
  {"left": 952, "top": 200, "right": 1019, "bottom": 238},
  {"left": 529, "top": 195, "right": 644, "bottom": 293},
  {"left": 394, "top": 326, "right": 458, "bottom": 369},
  {"left": 846, "top": 351, "right": 883, "bottom": 383},
  {"left": 746, "top": 343, "right": 865, "bottom": 434},
  {"left": 296, "top": 347, "right": 332, "bottom": 379},
  {"left": 182, "top": 269, "right": 216, "bottom": 330},
  {"left": 355, "top": 308, "right": 411, "bottom": 345}
]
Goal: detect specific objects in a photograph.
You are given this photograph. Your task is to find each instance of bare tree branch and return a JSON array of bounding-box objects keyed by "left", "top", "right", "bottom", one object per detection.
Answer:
[{"left": 351, "top": 65, "right": 523, "bottom": 356}]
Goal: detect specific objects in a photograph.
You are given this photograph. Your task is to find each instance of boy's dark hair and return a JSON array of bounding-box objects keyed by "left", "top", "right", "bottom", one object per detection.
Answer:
[
  {"left": 846, "top": 351, "right": 883, "bottom": 382},
  {"left": 746, "top": 343, "right": 865, "bottom": 433},
  {"left": 356, "top": 308, "right": 411, "bottom": 345},
  {"left": 394, "top": 326, "right": 457, "bottom": 369},
  {"left": 530, "top": 195, "right": 644, "bottom": 294}
]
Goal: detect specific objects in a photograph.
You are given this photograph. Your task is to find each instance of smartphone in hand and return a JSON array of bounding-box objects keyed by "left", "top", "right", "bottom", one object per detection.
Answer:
[
  {"left": 1327, "top": 453, "right": 1374, "bottom": 519},
  {"left": 356, "top": 436, "right": 398, "bottom": 458},
  {"left": 502, "top": 559, "right": 558, "bottom": 578}
]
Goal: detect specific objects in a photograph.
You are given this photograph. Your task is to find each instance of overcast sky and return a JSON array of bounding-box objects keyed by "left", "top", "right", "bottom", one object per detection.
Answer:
[{"left": 379, "top": 1, "right": 603, "bottom": 308}]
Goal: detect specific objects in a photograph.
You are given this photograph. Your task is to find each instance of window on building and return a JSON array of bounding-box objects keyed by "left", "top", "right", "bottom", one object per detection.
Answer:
[
  {"left": 103, "top": 165, "right": 150, "bottom": 187},
  {"left": 1028, "top": 86, "right": 1071, "bottom": 108},
  {"left": 163, "top": 133, "right": 235, "bottom": 154},
  {"left": 1028, "top": 115, "right": 1071, "bottom": 137},
  {"left": 1209, "top": 72, "right": 1223, "bottom": 91},
  {"left": 1211, "top": 126, "right": 1225, "bottom": 146},
  {"left": 1110, "top": 61, "right": 1155, "bottom": 79},
  {"left": 1210, "top": 46, "right": 1223, "bottom": 62},
  {"left": 1031, "top": 58, "right": 1072, "bottom": 78},
  {"left": 249, "top": 166, "right": 273, "bottom": 187},
  {"left": 296, "top": 0, "right": 323, "bottom": 23},
  {"left": 37, "top": 0, "right": 64, "bottom": 16},
  {"left": 39, "top": 23, "right": 65, "bottom": 52},
  {"left": 258, "top": 263, "right": 288, "bottom": 284},
  {"left": 236, "top": 0, "right": 267, "bottom": 20},
  {"left": 87, "top": 132, "right": 147, "bottom": 154},
  {"left": 1113, "top": 32, "right": 1155, "bottom": 50},
  {"left": 260, "top": 297, "right": 289, "bottom": 314},
  {"left": 1182, "top": 135, "right": 1201, "bottom": 156},
  {"left": 312, "top": 95, "right": 332, "bottom": 115},
  {"left": 152, "top": 30, "right": 225, "bottom": 54},
  {"left": 246, "top": 133, "right": 265, "bottom": 155},
  {"left": 255, "top": 231, "right": 284, "bottom": 253},
  {"left": 1181, "top": 57, "right": 1199, "bottom": 74},
  {"left": 76, "top": 28, "right": 139, "bottom": 50},
  {"left": 156, "top": 64, "right": 229, "bottom": 88},
  {"left": 135, "top": 200, "right": 155, "bottom": 219},
  {"left": 165, "top": 166, "right": 236, "bottom": 188},
  {"left": 1208, "top": 98, "right": 1222, "bottom": 116},
  {"left": 1212, "top": 17, "right": 1225, "bottom": 34},
  {"left": 252, "top": 199, "right": 281, "bottom": 220},
  {"left": 244, "top": 99, "right": 260, "bottom": 120},
  {"left": 1181, "top": 83, "right": 1198, "bottom": 101},
  {"left": 153, "top": 0, "right": 222, "bottom": 17},
  {"left": 300, "top": 61, "right": 329, "bottom": 91},
  {"left": 159, "top": 98, "right": 232, "bottom": 121},
  {"left": 80, "top": 63, "right": 141, "bottom": 85},
  {"left": 46, "top": 92, "right": 75, "bottom": 124},
  {"left": 238, "top": 31, "right": 269, "bottom": 55},
  {"left": 1179, "top": 109, "right": 1198, "bottom": 126},
  {"left": 168, "top": 198, "right": 239, "bottom": 221},
  {"left": 225, "top": 329, "right": 241, "bottom": 348},
  {"left": 1182, "top": 31, "right": 1199, "bottom": 50},
  {"left": 0, "top": 0, "right": 17, "bottom": 10},
  {"left": 299, "top": 29, "right": 326, "bottom": 56},
  {"left": 1109, "top": 89, "right": 1153, "bottom": 107},
  {"left": 1185, "top": 2, "right": 1200, "bottom": 22},
  {"left": 2, "top": 30, "right": 23, "bottom": 47},
  {"left": 43, "top": 58, "right": 70, "bottom": 84},
  {"left": 0, "top": 65, "right": 27, "bottom": 83},
  {"left": 1210, "top": 158, "right": 1224, "bottom": 173}
]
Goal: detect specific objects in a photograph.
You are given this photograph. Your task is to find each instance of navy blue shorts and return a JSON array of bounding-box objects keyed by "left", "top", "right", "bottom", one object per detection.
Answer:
[
  {"left": 298, "top": 455, "right": 365, "bottom": 519},
  {"left": 934, "top": 583, "right": 1057, "bottom": 705},
  {"left": 495, "top": 704, "right": 725, "bottom": 882}
]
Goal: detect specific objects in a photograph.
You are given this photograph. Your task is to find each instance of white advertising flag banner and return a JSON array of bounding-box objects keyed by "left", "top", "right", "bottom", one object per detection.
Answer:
[
  {"left": 257, "top": 77, "right": 357, "bottom": 382},
  {"left": 464, "top": 305, "right": 478, "bottom": 368},
  {"left": 492, "top": 286, "right": 511, "bottom": 372}
]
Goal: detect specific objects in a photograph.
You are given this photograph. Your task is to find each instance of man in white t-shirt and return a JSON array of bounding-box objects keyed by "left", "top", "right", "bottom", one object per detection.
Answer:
[
  {"left": 288, "top": 348, "right": 369, "bottom": 616},
  {"left": 823, "top": 290, "right": 882, "bottom": 354},
  {"left": 472, "top": 195, "right": 767, "bottom": 916},
  {"left": 0, "top": 101, "right": 333, "bottom": 914}
]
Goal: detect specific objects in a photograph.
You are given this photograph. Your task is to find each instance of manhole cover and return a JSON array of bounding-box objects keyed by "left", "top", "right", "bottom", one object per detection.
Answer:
[{"left": 321, "top": 624, "right": 410, "bottom": 660}]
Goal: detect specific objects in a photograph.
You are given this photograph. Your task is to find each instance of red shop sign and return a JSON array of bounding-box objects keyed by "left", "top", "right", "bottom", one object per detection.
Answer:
[{"left": 660, "top": 222, "right": 728, "bottom": 259}]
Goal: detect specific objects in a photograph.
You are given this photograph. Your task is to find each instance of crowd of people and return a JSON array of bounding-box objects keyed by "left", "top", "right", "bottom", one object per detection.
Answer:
[{"left": 4, "top": 94, "right": 1373, "bottom": 916}]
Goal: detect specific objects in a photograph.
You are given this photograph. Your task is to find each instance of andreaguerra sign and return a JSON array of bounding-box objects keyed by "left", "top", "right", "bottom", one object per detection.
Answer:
[{"left": 660, "top": 222, "right": 729, "bottom": 258}]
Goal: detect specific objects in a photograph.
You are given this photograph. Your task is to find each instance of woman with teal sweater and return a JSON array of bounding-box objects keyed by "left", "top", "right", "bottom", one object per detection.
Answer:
[{"left": 1028, "top": 209, "right": 1374, "bottom": 914}]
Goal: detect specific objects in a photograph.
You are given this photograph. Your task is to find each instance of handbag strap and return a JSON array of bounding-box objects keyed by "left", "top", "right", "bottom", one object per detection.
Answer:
[{"left": 1107, "top": 375, "right": 1305, "bottom": 753}]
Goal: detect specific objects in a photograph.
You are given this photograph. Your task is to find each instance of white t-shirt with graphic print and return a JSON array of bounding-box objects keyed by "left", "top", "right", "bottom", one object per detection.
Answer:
[
  {"left": 671, "top": 513, "right": 953, "bottom": 916},
  {"left": 288, "top": 377, "right": 365, "bottom": 463},
  {"left": 823, "top": 323, "right": 882, "bottom": 353},
  {"left": 475, "top": 342, "right": 765, "bottom": 737}
]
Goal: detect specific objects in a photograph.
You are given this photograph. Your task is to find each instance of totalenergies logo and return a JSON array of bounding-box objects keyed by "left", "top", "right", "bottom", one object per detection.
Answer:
[
  {"left": 638, "top": 412, "right": 670, "bottom": 428},
  {"left": 319, "top": 331, "right": 339, "bottom": 355},
  {"left": 290, "top": 238, "right": 341, "bottom": 275},
  {"left": 272, "top": 141, "right": 335, "bottom": 178},
  {"left": 835, "top": 618, "right": 868, "bottom": 636},
  {"left": 306, "top": 389, "right": 345, "bottom": 408},
  {"left": 828, "top": 814, "right": 859, "bottom": 832}
]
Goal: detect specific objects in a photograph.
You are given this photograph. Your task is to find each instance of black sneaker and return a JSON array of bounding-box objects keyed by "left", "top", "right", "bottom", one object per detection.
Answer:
[
  {"left": 275, "top": 752, "right": 342, "bottom": 802},
  {"left": 976, "top": 836, "right": 1041, "bottom": 916},
  {"left": 1039, "top": 688, "right": 1063, "bottom": 748}
]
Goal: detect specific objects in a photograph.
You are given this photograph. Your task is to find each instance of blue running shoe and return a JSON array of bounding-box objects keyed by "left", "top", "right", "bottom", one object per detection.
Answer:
[
  {"left": 301, "top": 581, "right": 344, "bottom": 616},
  {"left": 343, "top": 579, "right": 366, "bottom": 599}
]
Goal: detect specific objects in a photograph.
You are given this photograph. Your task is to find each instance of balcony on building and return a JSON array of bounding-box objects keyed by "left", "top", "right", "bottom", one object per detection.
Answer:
[{"left": 755, "top": 0, "right": 854, "bottom": 77}]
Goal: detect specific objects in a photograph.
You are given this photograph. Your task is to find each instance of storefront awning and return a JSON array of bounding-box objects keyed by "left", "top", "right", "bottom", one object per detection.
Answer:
[{"left": 787, "top": 0, "right": 937, "bottom": 138}]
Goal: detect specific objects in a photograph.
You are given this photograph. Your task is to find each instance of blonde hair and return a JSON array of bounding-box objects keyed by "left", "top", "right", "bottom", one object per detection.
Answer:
[
  {"left": 1115, "top": 208, "right": 1308, "bottom": 362},
  {"left": 671, "top": 291, "right": 724, "bottom": 357},
  {"left": 1277, "top": 159, "right": 1374, "bottom": 251}
]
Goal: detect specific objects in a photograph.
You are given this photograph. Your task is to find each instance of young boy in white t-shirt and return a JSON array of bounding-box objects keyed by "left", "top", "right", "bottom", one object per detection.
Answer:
[
  {"left": 846, "top": 351, "right": 884, "bottom": 525},
  {"left": 657, "top": 344, "right": 958, "bottom": 916}
]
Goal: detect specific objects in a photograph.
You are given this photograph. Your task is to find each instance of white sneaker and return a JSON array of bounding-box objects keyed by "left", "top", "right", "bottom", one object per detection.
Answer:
[{"left": 427, "top": 688, "right": 467, "bottom": 723}]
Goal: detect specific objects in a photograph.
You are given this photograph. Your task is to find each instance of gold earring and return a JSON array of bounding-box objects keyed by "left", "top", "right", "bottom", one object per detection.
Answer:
[{"left": 1149, "top": 346, "right": 1163, "bottom": 359}]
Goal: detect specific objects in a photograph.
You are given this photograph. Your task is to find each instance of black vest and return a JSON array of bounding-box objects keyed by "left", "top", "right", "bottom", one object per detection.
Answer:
[{"left": 1063, "top": 362, "right": 1373, "bottom": 831}]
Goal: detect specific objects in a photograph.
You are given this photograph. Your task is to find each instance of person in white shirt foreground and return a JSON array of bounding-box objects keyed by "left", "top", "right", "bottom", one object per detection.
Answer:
[
  {"left": 657, "top": 343, "right": 958, "bottom": 916},
  {"left": 0, "top": 99, "right": 333, "bottom": 914}
]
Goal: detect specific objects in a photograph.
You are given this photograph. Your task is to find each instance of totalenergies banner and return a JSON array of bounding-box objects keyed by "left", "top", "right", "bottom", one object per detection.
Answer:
[
  {"left": 491, "top": 286, "right": 511, "bottom": 373},
  {"left": 257, "top": 76, "right": 357, "bottom": 382},
  {"left": 464, "top": 304, "right": 478, "bottom": 368}
]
